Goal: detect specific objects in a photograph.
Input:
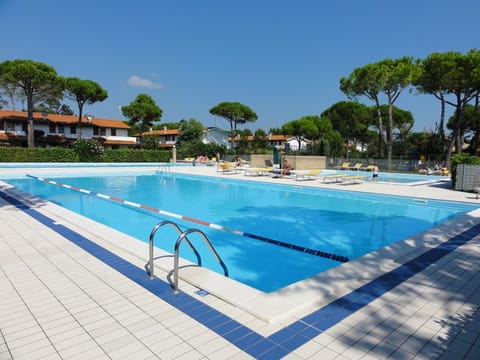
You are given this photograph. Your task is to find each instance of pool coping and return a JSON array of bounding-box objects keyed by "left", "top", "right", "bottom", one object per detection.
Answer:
[
  {"left": 3, "top": 178, "right": 480, "bottom": 359},
  {"left": 2, "top": 169, "right": 480, "bottom": 324}
]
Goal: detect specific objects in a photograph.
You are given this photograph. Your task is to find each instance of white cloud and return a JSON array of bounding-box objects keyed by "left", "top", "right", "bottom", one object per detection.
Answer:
[{"left": 127, "top": 75, "right": 162, "bottom": 89}]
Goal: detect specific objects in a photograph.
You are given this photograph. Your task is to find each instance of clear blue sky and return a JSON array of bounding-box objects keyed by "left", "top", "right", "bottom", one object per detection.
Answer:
[{"left": 1, "top": 0, "right": 478, "bottom": 132}]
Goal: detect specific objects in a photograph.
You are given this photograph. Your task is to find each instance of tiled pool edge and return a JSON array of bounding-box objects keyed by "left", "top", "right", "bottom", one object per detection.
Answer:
[{"left": 2, "top": 189, "right": 480, "bottom": 359}]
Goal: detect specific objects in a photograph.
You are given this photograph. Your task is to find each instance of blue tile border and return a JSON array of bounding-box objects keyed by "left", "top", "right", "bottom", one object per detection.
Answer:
[{"left": 1, "top": 189, "right": 479, "bottom": 359}]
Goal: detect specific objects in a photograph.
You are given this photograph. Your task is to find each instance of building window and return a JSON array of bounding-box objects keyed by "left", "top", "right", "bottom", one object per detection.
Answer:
[
  {"left": 6, "top": 123, "right": 15, "bottom": 132},
  {"left": 111, "top": 128, "right": 116, "bottom": 136},
  {"left": 93, "top": 127, "right": 106, "bottom": 136},
  {"left": 49, "top": 124, "right": 56, "bottom": 133},
  {"left": 58, "top": 125, "right": 64, "bottom": 134},
  {"left": 70, "top": 126, "right": 76, "bottom": 134}
]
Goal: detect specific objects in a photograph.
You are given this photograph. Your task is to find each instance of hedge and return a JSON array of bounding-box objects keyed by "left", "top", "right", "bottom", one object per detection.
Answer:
[{"left": 0, "top": 147, "right": 171, "bottom": 163}]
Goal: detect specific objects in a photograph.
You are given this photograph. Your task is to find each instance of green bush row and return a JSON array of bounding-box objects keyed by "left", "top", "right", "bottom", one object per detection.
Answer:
[
  {"left": 0, "top": 147, "right": 171, "bottom": 163},
  {"left": 102, "top": 149, "right": 171, "bottom": 162}
]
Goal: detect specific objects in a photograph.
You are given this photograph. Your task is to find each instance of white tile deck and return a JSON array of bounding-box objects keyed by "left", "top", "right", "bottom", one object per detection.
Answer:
[{"left": 1, "top": 164, "right": 480, "bottom": 359}]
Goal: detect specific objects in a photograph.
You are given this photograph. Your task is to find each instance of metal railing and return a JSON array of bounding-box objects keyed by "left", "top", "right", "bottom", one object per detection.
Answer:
[
  {"left": 173, "top": 228, "right": 228, "bottom": 293},
  {"left": 147, "top": 220, "right": 201, "bottom": 279},
  {"left": 156, "top": 164, "right": 172, "bottom": 175},
  {"left": 147, "top": 220, "right": 228, "bottom": 293}
]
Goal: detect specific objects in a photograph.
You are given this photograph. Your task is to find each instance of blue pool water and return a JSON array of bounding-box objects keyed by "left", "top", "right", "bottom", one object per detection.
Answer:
[
  {"left": 324, "top": 170, "right": 448, "bottom": 184},
  {"left": 3, "top": 171, "right": 476, "bottom": 292}
]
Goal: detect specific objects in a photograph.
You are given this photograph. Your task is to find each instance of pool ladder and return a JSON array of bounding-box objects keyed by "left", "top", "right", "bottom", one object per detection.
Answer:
[
  {"left": 146, "top": 220, "right": 228, "bottom": 293},
  {"left": 156, "top": 164, "right": 172, "bottom": 173},
  {"left": 156, "top": 164, "right": 171, "bottom": 182}
]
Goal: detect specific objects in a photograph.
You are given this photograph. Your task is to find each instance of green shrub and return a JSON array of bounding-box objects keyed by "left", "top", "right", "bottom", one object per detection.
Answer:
[
  {"left": 103, "top": 149, "right": 170, "bottom": 162},
  {"left": 0, "top": 147, "right": 77, "bottom": 162},
  {"left": 0, "top": 146, "right": 171, "bottom": 163},
  {"left": 72, "top": 139, "right": 105, "bottom": 162},
  {"left": 176, "top": 141, "right": 226, "bottom": 160}
]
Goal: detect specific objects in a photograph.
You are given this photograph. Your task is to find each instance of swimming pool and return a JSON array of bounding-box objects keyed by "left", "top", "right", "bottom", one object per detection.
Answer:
[
  {"left": 3, "top": 170, "right": 476, "bottom": 293},
  {"left": 323, "top": 170, "right": 448, "bottom": 184}
]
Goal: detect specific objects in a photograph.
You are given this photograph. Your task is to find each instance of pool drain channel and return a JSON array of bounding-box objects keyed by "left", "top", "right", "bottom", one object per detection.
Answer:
[{"left": 27, "top": 174, "right": 349, "bottom": 263}]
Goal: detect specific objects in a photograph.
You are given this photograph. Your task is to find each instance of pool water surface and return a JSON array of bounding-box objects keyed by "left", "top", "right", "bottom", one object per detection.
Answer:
[{"left": 4, "top": 172, "right": 476, "bottom": 292}]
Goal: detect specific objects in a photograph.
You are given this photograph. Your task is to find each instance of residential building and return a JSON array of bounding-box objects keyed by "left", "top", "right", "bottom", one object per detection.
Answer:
[
  {"left": 138, "top": 128, "right": 179, "bottom": 148},
  {"left": 139, "top": 126, "right": 230, "bottom": 149},
  {"left": 139, "top": 127, "right": 302, "bottom": 151},
  {"left": 0, "top": 110, "right": 136, "bottom": 148},
  {"left": 228, "top": 134, "right": 308, "bottom": 150},
  {"left": 202, "top": 127, "right": 229, "bottom": 147}
]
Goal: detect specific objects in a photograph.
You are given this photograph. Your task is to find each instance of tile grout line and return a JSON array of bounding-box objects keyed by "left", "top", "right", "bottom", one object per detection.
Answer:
[
  {"left": 2, "top": 189, "right": 479, "bottom": 359},
  {"left": 0, "top": 203, "right": 165, "bottom": 359}
]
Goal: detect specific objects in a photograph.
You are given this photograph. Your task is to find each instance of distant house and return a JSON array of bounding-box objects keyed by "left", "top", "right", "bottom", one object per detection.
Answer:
[
  {"left": 285, "top": 137, "right": 311, "bottom": 151},
  {"left": 268, "top": 134, "right": 289, "bottom": 149},
  {"left": 229, "top": 134, "right": 306, "bottom": 150},
  {"left": 228, "top": 135, "right": 290, "bottom": 150},
  {"left": 202, "top": 127, "right": 229, "bottom": 147},
  {"left": 138, "top": 126, "right": 230, "bottom": 149},
  {"left": 139, "top": 128, "right": 179, "bottom": 148},
  {"left": 0, "top": 109, "right": 136, "bottom": 148}
]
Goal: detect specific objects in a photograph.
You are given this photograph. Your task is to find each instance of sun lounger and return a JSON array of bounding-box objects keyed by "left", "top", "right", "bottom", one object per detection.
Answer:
[
  {"left": 360, "top": 164, "right": 375, "bottom": 171},
  {"left": 295, "top": 169, "right": 321, "bottom": 181},
  {"left": 320, "top": 174, "right": 350, "bottom": 183},
  {"left": 218, "top": 163, "right": 240, "bottom": 174},
  {"left": 348, "top": 163, "right": 363, "bottom": 171},
  {"left": 244, "top": 167, "right": 273, "bottom": 176},
  {"left": 341, "top": 175, "right": 365, "bottom": 184},
  {"left": 335, "top": 162, "right": 350, "bottom": 170}
]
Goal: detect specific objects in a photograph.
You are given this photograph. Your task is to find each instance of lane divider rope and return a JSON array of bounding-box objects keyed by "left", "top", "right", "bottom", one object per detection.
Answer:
[{"left": 27, "top": 174, "right": 349, "bottom": 263}]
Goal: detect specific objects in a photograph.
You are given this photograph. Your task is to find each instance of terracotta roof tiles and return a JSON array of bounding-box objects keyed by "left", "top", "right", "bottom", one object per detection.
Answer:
[{"left": 0, "top": 110, "right": 131, "bottom": 129}]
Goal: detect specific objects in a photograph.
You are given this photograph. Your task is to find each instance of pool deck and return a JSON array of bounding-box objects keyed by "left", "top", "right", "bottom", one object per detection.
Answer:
[{"left": 1, "top": 165, "right": 480, "bottom": 359}]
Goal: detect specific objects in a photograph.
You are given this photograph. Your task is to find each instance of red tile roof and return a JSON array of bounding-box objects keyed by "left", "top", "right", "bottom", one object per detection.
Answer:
[
  {"left": 229, "top": 134, "right": 289, "bottom": 141},
  {"left": 141, "top": 129, "right": 179, "bottom": 136},
  {"left": 0, "top": 110, "right": 131, "bottom": 129}
]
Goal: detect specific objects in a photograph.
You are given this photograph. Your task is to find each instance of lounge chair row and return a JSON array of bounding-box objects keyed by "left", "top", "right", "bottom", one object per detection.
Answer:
[
  {"left": 335, "top": 162, "right": 375, "bottom": 171},
  {"left": 293, "top": 171, "right": 366, "bottom": 184},
  {"left": 218, "top": 164, "right": 366, "bottom": 184},
  {"left": 218, "top": 162, "right": 270, "bottom": 175},
  {"left": 244, "top": 167, "right": 274, "bottom": 176},
  {"left": 320, "top": 174, "right": 366, "bottom": 184},
  {"left": 218, "top": 162, "right": 241, "bottom": 174}
]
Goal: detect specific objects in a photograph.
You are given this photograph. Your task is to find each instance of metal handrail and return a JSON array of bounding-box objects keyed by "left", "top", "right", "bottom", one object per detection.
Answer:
[
  {"left": 156, "top": 164, "right": 171, "bottom": 174},
  {"left": 147, "top": 220, "right": 201, "bottom": 279},
  {"left": 173, "top": 228, "right": 229, "bottom": 293}
]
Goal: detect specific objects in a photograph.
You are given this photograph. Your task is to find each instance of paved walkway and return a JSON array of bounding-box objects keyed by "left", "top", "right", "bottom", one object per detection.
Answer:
[{"left": 1, "top": 166, "right": 480, "bottom": 359}]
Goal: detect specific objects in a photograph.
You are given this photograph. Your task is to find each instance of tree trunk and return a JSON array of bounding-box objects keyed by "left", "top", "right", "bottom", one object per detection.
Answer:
[
  {"left": 386, "top": 102, "right": 394, "bottom": 171},
  {"left": 375, "top": 100, "right": 384, "bottom": 158},
  {"left": 77, "top": 106, "right": 83, "bottom": 140},
  {"left": 438, "top": 94, "right": 446, "bottom": 155},
  {"left": 445, "top": 103, "right": 462, "bottom": 168},
  {"left": 231, "top": 120, "right": 236, "bottom": 153},
  {"left": 445, "top": 136, "right": 455, "bottom": 169},
  {"left": 471, "top": 94, "right": 480, "bottom": 154},
  {"left": 27, "top": 97, "right": 34, "bottom": 148},
  {"left": 454, "top": 98, "right": 468, "bottom": 155}
]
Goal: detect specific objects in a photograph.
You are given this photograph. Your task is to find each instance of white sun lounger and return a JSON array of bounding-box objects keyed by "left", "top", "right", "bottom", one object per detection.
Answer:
[
  {"left": 341, "top": 175, "right": 366, "bottom": 184},
  {"left": 320, "top": 174, "right": 350, "bottom": 183}
]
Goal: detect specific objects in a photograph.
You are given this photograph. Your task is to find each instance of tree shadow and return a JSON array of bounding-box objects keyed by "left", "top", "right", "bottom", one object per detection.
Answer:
[{"left": 283, "top": 215, "right": 480, "bottom": 358}]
